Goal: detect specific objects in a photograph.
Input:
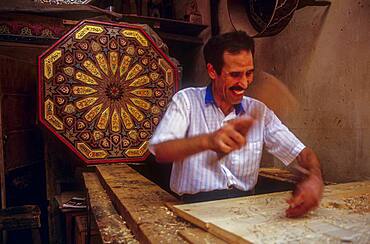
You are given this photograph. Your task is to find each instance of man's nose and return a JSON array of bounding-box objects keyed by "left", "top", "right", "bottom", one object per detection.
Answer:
[{"left": 240, "top": 74, "right": 251, "bottom": 89}]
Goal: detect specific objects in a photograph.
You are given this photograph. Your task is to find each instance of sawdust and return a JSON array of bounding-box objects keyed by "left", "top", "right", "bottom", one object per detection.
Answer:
[{"left": 322, "top": 194, "right": 370, "bottom": 213}]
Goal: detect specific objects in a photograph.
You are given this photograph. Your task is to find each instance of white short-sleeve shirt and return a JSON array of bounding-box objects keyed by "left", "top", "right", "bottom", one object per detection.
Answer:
[{"left": 149, "top": 86, "right": 305, "bottom": 195}]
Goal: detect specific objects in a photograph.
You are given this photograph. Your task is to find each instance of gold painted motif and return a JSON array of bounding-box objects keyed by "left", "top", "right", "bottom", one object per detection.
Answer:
[
  {"left": 111, "top": 109, "right": 120, "bottom": 132},
  {"left": 65, "top": 54, "right": 73, "bottom": 64},
  {"left": 77, "top": 121, "right": 86, "bottom": 130},
  {"left": 56, "top": 75, "right": 65, "bottom": 84},
  {"left": 130, "top": 89, "right": 153, "bottom": 97},
  {"left": 97, "top": 107, "right": 110, "bottom": 130},
  {"left": 126, "top": 46, "right": 135, "bottom": 55},
  {"left": 151, "top": 63, "right": 158, "bottom": 70},
  {"left": 126, "top": 64, "right": 143, "bottom": 81},
  {"left": 44, "top": 50, "right": 62, "bottom": 79},
  {"left": 109, "top": 52, "right": 118, "bottom": 75},
  {"left": 122, "top": 139, "right": 130, "bottom": 147},
  {"left": 140, "top": 131, "right": 148, "bottom": 139},
  {"left": 141, "top": 58, "right": 149, "bottom": 65},
  {"left": 157, "top": 80, "right": 165, "bottom": 88},
  {"left": 158, "top": 99, "right": 166, "bottom": 107},
  {"left": 150, "top": 72, "right": 159, "bottom": 81},
  {"left": 65, "top": 117, "right": 74, "bottom": 127},
  {"left": 137, "top": 48, "right": 145, "bottom": 55},
  {"left": 151, "top": 105, "right": 161, "bottom": 114},
  {"left": 112, "top": 135, "right": 120, "bottom": 144},
  {"left": 153, "top": 117, "right": 159, "bottom": 125},
  {"left": 75, "top": 71, "right": 98, "bottom": 85},
  {"left": 130, "top": 98, "right": 151, "bottom": 110},
  {"left": 121, "top": 30, "right": 148, "bottom": 46},
  {"left": 64, "top": 104, "right": 76, "bottom": 114},
  {"left": 128, "top": 130, "right": 138, "bottom": 140},
  {"left": 63, "top": 67, "right": 74, "bottom": 76},
  {"left": 119, "top": 56, "right": 132, "bottom": 77},
  {"left": 75, "top": 25, "right": 104, "bottom": 40},
  {"left": 56, "top": 97, "right": 65, "bottom": 105},
  {"left": 81, "top": 132, "right": 90, "bottom": 140},
  {"left": 83, "top": 60, "right": 102, "bottom": 79},
  {"left": 143, "top": 121, "right": 151, "bottom": 129},
  {"left": 77, "top": 142, "right": 108, "bottom": 159},
  {"left": 95, "top": 53, "right": 109, "bottom": 76},
  {"left": 120, "top": 108, "right": 134, "bottom": 129},
  {"left": 75, "top": 97, "right": 98, "bottom": 109},
  {"left": 84, "top": 103, "right": 103, "bottom": 121},
  {"left": 93, "top": 131, "right": 104, "bottom": 141},
  {"left": 72, "top": 86, "right": 97, "bottom": 95},
  {"left": 127, "top": 104, "right": 144, "bottom": 121},
  {"left": 154, "top": 90, "right": 163, "bottom": 97},
  {"left": 159, "top": 58, "right": 174, "bottom": 85},
  {"left": 101, "top": 139, "right": 110, "bottom": 148},
  {"left": 91, "top": 40, "right": 102, "bottom": 52},
  {"left": 129, "top": 75, "right": 149, "bottom": 87},
  {"left": 125, "top": 141, "right": 148, "bottom": 157},
  {"left": 59, "top": 86, "right": 70, "bottom": 94},
  {"left": 44, "top": 99, "right": 64, "bottom": 130},
  {"left": 109, "top": 40, "right": 118, "bottom": 49}
]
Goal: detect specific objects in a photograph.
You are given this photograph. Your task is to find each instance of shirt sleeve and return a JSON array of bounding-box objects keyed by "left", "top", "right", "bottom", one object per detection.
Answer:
[
  {"left": 149, "top": 91, "right": 190, "bottom": 155},
  {"left": 263, "top": 107, "right": 305, "bottom": 165}
]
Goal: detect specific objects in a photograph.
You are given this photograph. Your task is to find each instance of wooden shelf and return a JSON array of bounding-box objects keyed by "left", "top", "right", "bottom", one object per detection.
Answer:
[{"left": 119, "top": 14, "right": 208, "bottom": 36}]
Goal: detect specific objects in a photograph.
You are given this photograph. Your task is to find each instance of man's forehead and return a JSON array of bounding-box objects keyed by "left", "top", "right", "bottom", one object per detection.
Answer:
[{"left": 222, "top": 50, "right": 254, "bottom": 69}]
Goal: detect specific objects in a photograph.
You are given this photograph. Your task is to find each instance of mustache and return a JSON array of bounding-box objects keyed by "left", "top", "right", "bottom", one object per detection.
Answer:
[{"left": 230, "top": 85, "right": 246, "bottom": 91}]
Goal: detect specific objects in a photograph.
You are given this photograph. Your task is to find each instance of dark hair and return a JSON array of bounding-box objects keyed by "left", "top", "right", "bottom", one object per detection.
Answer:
[{"left": 203, "top": 31, "right": 255, "bottom": 74}]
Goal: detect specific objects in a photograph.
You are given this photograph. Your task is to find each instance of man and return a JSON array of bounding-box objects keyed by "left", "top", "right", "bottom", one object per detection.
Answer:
[{"left": 149, "top": 31, "right": 323, "bottom": 218}]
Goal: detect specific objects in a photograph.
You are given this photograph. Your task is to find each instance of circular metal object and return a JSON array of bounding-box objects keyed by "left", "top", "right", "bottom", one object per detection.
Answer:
[
  {"left": 39, "top": 20, "right": 178, "bottom": 164},
  {"left": 228, "top": 0, "right": 299, "bottom": 37}
]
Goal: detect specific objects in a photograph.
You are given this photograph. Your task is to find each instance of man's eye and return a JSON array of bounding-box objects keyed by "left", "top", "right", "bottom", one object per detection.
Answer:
[
  {"left": 230, "top": 72, "right": 242, "bottom": 78},
  {"left": 246, "top": 70, "right": 254, "bottom": 76}
]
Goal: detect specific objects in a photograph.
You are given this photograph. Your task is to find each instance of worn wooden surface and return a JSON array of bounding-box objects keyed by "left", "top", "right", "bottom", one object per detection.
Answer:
[
  {"left": 95, "top": 164, "right": 226, "bottom": 244},
  {"left": 170, "top": 181, "right": 370, "bottom": 244},
  {"left": 258, "top": 167, "right": 300, "bottom": 184},
  {"left": 83, "top": 172, "right": 138, "bottom": 244},
  {"left": 0, "top": 205, "right": 40, "bottom": 231},
  {"left": 178, "top": 228, "right": 228, "bottom": 244}
]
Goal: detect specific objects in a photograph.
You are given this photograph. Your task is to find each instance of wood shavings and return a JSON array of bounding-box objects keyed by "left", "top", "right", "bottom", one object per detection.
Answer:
[{"left": 322, "top": 194, "right": 370, "bottom": 213}]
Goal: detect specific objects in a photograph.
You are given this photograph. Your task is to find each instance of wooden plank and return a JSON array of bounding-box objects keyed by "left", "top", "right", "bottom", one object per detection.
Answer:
[
  {"left": 83, "top": 172, "right": 138, "bottom": 244},
  {"left": 170, "top": 181, "right": 370, "bottom": 243},
  {"left": 259, "top": 167, "right": 299, "bottom": 184},
  {"left": 178, "top": 228, "right": 228, "bottom": 244},
  {"left": 95, "top": 164, "right": 226, "bottom": 244},
  {"left": 166, "top": 203, "right": 250, "bottom": 244},
  {"left": 95, "top": 164, "right": 187, "bottom": 243}
]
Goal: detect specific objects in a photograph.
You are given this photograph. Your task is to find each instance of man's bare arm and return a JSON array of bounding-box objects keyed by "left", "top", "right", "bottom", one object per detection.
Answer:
[
  {"left": 286, "top": 147, "right": 324, "bottom": 218},
  {"left": 152, "top": 117, "right": 254, "bottom": 162}
]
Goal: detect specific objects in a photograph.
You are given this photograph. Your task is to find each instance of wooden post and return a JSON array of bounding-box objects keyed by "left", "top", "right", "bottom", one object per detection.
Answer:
[{"left": 0, "top": 91, "right": 7, "bottom": 244}]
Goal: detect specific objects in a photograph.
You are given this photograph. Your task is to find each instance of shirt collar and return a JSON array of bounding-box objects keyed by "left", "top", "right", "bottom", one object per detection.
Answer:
[{"left": 205, "top": 84, "right": 245, "bottom": 115}]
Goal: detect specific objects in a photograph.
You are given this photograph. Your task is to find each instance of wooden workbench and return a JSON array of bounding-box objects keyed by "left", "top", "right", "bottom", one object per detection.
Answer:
[
  {"left": 169, "top": 181, "right": 370, "bottom": 243},
  {"left": 83, "top": 164, "right": 226, "bottom": 243},
  {"left": 84, "top": 164, "right": 369, "bottom": 243}
]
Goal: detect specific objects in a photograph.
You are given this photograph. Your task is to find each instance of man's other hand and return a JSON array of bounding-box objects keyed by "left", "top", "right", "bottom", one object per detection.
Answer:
[
  {"left": 208, "top": 116, "right": 254, "bottom": 154},
  {"left": 286, "top": 174, "right": 323, "bottom": 218}
]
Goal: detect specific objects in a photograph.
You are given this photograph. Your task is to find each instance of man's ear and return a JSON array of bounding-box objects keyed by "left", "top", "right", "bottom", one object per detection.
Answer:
[{"left": 207, "top": 63, "right": 217, "bottom": 80}]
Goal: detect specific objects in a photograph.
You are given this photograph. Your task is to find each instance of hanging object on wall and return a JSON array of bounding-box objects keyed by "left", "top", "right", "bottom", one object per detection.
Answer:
[
  {"left": 228, "top": 0, "right": 331, "bottom": 37},
  {"left": 38, "top": 20, "right": 179, "bottom": 165},
  {"left": 228, "top": 0, "right": 299, "bottom": 37}
]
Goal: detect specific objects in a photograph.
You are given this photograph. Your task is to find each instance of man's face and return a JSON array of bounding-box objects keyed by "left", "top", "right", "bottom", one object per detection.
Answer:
[{"left": 208, "top": 50, "right": 254, "bottom": 113}]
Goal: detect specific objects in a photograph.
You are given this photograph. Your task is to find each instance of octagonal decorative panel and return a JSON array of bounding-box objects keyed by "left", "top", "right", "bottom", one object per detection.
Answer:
[{"left": 38, "top": 20, "right": 178, "bottom": 165}]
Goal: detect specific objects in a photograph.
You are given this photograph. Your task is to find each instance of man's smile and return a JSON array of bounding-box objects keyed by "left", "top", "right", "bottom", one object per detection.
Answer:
[{"left": 230, "top": 85, "right": 246, "bottom": 95}]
